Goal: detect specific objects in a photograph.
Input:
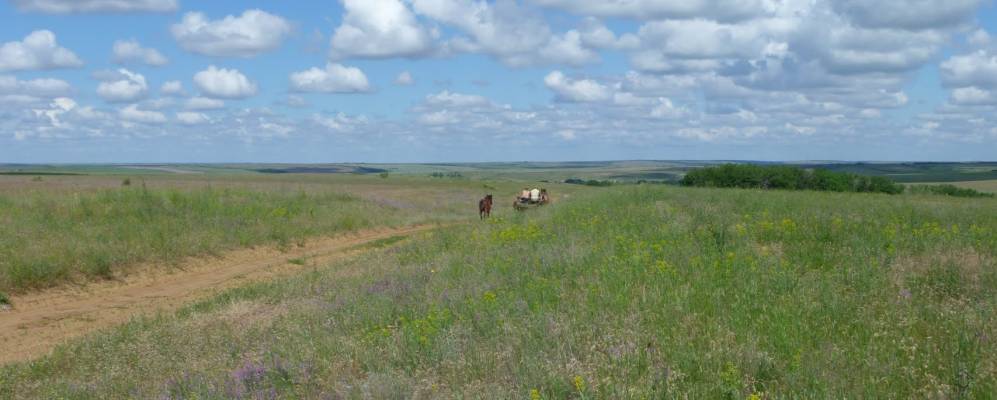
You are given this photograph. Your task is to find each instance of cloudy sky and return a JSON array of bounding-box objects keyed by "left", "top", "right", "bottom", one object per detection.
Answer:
[{"left": 1, "top": 0, "right": 996, "bottom": 163}]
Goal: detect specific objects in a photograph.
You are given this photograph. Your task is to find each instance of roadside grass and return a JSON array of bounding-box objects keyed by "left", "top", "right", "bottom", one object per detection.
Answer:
[
  {"left": 0, "top": 183, "right": 423, "bottom": 293},
  {"left": 2, "top": 186, "right": 994, "bottom": 398}
]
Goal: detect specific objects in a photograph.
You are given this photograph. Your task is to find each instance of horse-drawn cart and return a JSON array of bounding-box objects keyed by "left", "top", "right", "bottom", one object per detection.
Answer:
[{"left": 514, "top": 188, "right": 549, "bottom": 210}]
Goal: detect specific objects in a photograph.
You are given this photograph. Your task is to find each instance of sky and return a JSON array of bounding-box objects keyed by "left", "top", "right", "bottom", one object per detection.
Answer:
[{"left": 0, "top": 0, "right": 995, "bottom": 163}]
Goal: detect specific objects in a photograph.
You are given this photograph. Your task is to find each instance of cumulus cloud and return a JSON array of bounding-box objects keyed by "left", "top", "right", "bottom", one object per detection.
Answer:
[
  {"left": 171, "top": 9, "right": 292, "bottom": 57},
  {"left": 0, "top": 30, "right": 83, "bottom": 71},
  {"left": 160, "top": 80, "right": 185, "bottom": 96},
  {"left": 112, "top": 39, "right": 168, "bottom": 66},
  {"left": 950, "top": 86, "right": 996, "bottom": 105},
  {"left": 330, "top": 0, "right": 435, "bottom": 59},
  {"left": 185, "top": 96, "right": 225, "bottom": 110},
  {"left": 395, "top": 71, "right": 414, "bottom": 86},
  {"left": 412, "top": 0, "right": 552, "bottom": 66},
  {"left": 96, "top": 68, "right": 148, "bottom": 102},
  {"left": 529, "top": 0, "right": 771, "bottom": 22},
  {"left": 425, "top": 90, "right": 490, "bottom": 108},
  {"left": 578, "top": 17, "right": 639, "bottom": 50},
  {"left": 176, "top": 111, "right": 210, "bottom": 125},
  {"left": 11, "top": 0, "right": 177, "bottom": 13},
  {"left": 119, "top": 104, "right": 166, "bottom": 124},
  {"left": 544, "top": 71, "right": 612, "bottom": 102},
  {"left": 831, "top": 0, "right": 982, "bottom": 30},
  {"left": 193, "top": 66, "right": 258, "bottom": 99},
  {"left": 941, "top": 50, "right": 997, "bottom": 89},
  {"left": 289, "top": 63, "right": 371, "bottom": 93},
  {"left": 0, "top": 75, "right": 72, "bottom": 98}
]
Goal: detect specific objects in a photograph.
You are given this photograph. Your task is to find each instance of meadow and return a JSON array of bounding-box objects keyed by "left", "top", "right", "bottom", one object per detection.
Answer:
[
  {"left": 2, "top": 183, "right": 993, "bottom": 398},
  {"left": 0, "top": 173, "right": 558, "bottom": 293}
]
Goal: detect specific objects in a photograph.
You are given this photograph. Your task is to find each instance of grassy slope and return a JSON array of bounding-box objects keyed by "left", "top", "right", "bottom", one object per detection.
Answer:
[{"left": 2, "top": 186, "right": 994, "bottom": 398}]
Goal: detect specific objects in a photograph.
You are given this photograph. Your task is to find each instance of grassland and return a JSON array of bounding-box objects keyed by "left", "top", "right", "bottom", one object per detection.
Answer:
[
  {"left": 2, "top": 184, "right": 994, "bottom": 398},
  {"left": 0, "top": 173, "right": 577, "bottom": 293}
]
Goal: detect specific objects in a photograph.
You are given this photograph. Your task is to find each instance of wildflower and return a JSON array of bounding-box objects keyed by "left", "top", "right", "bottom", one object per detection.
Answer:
[
  {"left": 573, "top": 375, "right": 586, "bottom": 393},
  {"left": 530, "top": 388, "right": 541, "bottom": 400},
  {"left": 748, "top": 393, "right": 762, "bottom": 400}
]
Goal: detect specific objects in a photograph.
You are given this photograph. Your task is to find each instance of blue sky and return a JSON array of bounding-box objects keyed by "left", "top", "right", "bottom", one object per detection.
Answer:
[{"left": 0, "top": 0, "right": 995, "bottom": 163}]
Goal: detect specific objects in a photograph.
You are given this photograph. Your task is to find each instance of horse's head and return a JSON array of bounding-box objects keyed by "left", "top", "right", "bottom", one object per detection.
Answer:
[{"left": 486, "top": 194, "right": 493, "bottom": 200}]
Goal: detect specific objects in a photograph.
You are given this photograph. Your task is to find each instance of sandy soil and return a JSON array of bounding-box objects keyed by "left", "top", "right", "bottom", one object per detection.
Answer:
[{"left": 0, "top": 224, "right": 440, "bottom": 365}]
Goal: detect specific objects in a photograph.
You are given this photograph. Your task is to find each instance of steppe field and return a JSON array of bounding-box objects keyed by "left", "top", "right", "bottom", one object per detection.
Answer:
[{"left": 1, "top": 164, "right": 995, "bottom": 399}]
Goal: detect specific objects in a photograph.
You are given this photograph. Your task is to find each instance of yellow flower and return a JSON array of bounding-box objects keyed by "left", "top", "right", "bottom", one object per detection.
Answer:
[
  {"left": 530, "top": 389, "right": 541, "bottom": 400},
  {"left": 573, "top": 375, "right": 585, "bottom": 393},
  {"left": 747, "top": 393, "right": 762, "bottom": 400}
]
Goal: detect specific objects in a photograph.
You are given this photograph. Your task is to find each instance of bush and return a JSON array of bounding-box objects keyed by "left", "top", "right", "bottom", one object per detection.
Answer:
[
  {"left": 908, "top": 184, "right": 994, "bottom": 198},
  {"left": 429, "top": 172, "right": 464, "bottom": 179},
  {"left": 680, "top": 164, "right": 904, "bottom": 194},
  {"left": 564, "top": 178, "right": 613, "bottom": 187},
  {"left": 0, "top": 291, "right": 9, "bottom": 306},
  {"left": 122, "top": 178, "right": 132, "bottom": 186},
  {"left": 378, "top": 172, "right": 389, "bottom": 179}
]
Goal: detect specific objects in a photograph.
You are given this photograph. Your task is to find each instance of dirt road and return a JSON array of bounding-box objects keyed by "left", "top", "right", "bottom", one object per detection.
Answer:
[{"left": 0, "top": 224, "right": 440, "bottom": 365}]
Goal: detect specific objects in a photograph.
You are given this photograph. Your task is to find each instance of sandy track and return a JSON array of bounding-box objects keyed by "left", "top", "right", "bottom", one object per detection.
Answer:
[{"left": 0, "top": 224, "right": 441, "bottom": 365}]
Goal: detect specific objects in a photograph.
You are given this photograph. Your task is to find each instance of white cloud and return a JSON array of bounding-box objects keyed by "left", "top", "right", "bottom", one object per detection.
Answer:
[
  {"left": 950, "top": 86, "right": 996, "bottom": 105},
  {"left": 160, "top": 80, "right": 185, "bottom": 96},
  {"left": 544, "top": 71, "right": 612, "bottom": 102},
  {"left": 967, "top": 29, "right": 991, "bottom": 46},
  {"left": 555, "top": 129, "right": 576, "bottom": 140},
  {"left": 32, "top": 97, "right": 76, "bottom": 128},
  {"left": 330, "top": 0, "right": 435, "bottom": 59},
  {"left": 831, "top": 0, "right": 982, "bottom": 30},
  {"left": 282, "top": 95, "right": 309, "bottom": 108},
  {"left": 0, "top": 30, "right": 83, "bottom": 71},
  {"left": 193, "top": 66, "right": 258, "bottom": 99},
  {"left": 185, "top": 96, "right": 225, "bottom": 110},
  {"left": 578, "top": 18, "right": 639, "bottom": 50},
  {"left": 289, "top": 63, "right": 371, "bottom": 93},
  {"left": 176, "top": 111, "right": 210, "bottom": 125},
  {"left": 96, "top": 68, "right": 148, "bottom": 103},
  {"left": 412, "top": 0, "right": 553, "bottom": 66},
  {"left": 0, "top": 75, "right": 72, "bottom": 97},
  {"left": 395, "top": 71, "right": 414, "bottom": 86},
  {"left": 941, "top": 50, "right": 997, "bottom": 89},
  {"left": 119, "top": 104, "right": 166, "bottom": 124},
  {"left": 425, "top": 90, "right": 490, "bottom": 107},
  {"left": 650, "top": 98, "right": 688, "bottom": 119},
  {"left": 12, "top": 0, "right": 177, "bottom": 13},
  {"left": 171, "top": 9, "right": 292, "bottom": 57},
  {"left": 112, "top": 39, "right": 167, "bottom": 66},
  {"left": 311, "top": 112, "right": 367, "bottom": 132},
  {"left": 529, "top": 0, "right": 771, "bottom": 22},
  {"left": 538, "top": 30, "right": 599, "bottom": 66}
]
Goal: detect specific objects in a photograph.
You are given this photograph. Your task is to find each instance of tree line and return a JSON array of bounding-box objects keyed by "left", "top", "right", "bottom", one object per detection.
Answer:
[{"left": 680, "top": 164, "right": 905, "bottom": 194}]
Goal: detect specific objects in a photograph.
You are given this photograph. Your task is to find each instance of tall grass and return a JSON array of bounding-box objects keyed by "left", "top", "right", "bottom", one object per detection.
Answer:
[
  {"left": 2, "top": 186, "right": 994, "bottom": 398},
  {"left": 0, "top": 186, "right": 404, "bottom": 291}
]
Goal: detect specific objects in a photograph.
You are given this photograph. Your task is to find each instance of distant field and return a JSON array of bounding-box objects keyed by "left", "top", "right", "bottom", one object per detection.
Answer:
[{"left": 3, "top": 185, "right": 994, "bottom": 398}]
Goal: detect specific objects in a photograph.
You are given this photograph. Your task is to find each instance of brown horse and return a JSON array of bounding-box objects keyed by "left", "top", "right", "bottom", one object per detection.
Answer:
[{"left": 478, "top": 194, "right": 493, "bottom": 219}]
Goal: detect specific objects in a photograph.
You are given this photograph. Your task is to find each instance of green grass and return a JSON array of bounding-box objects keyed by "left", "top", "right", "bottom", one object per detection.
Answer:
[
  {"left": 3, "top": 185, "right": 994, "bottom": 398},
  {"left": 0, "top": 185, "right": 405, "bottom": 292}
]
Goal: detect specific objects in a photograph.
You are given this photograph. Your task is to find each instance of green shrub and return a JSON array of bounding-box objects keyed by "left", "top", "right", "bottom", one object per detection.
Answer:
[
  {"left": 680, "top": 164, "right": 904, "bottom": 194},
  {"left": 564, "top": 178, "right": 613, "bottom": 187},
  {"left": 0, "top": 291, "right": 9, "bottom": 306},
  {"left": 908, "top": 184, "right": 994, "bottom": 198}
]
